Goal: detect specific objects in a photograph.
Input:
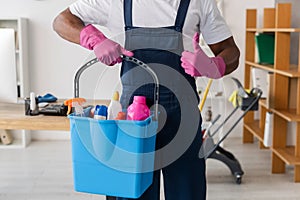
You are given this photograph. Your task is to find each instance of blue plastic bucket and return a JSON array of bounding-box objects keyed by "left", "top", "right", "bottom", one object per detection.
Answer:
[{"left": 68, "top": 108, "right": 157, "bottom": 198}]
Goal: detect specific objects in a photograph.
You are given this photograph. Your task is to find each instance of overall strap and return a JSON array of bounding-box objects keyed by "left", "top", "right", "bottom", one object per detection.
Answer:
[
  {"left": 124, "top": 0, "right": 191, "bottom": 31},
  {"left": 174, "top": 0, "right": 191, "bottom": 32},
  {"left": 124, "top": 0, "right": 133, "bottom": 28}
]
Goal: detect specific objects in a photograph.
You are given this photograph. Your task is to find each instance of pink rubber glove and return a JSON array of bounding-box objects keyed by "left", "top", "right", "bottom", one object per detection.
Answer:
[
  {"left": 80, "top": 24, "right": 133, "bottom": 66},
  {"left": 181, "top": 32, "right": 226, "bottom": 79}
]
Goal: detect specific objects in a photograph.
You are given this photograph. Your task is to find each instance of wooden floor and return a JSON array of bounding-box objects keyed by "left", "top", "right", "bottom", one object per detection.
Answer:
[{"left": 0, "top": 137, "right": 300, "bottom": 200}]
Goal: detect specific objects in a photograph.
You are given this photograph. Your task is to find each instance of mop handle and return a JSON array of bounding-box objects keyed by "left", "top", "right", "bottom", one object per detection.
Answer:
[{"left": 198, "top": 79, "right": 213, "bottom": 111}]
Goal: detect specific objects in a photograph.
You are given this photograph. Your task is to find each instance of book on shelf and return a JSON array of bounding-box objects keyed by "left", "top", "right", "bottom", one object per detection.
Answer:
[
  {"left": 251, "top": 67, "right": 268, "bottom": 98},
  {"left": 263, "top": 111, "right": 273, "bottom": 147}
]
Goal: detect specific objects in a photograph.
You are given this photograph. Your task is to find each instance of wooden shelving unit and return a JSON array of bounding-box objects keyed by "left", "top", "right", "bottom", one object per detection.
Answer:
[{"left": 244, "top": 3, "right": 300, "bottom": 182}]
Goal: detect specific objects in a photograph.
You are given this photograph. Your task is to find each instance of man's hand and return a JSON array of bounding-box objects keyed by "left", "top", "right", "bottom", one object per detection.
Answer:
[
  {"left": 80, "top": 24, "right": 133, "bottom": 66},
  {"left": 181, "top": 32, "right": 226, "bottom": 79}
]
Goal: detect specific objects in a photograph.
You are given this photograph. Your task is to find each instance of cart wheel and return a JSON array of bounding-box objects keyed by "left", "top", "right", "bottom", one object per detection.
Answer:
[{"left": 235, "top": 174, "right": 242, "bottom": 184}]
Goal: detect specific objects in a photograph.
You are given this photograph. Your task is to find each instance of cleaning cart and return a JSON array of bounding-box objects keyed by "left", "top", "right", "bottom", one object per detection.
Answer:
[
  {"left": 199, "top": 77, "right": 263, "bottom": 184},
  {"left": 68, "top": 56, "right": 159, "bottom": 198}
]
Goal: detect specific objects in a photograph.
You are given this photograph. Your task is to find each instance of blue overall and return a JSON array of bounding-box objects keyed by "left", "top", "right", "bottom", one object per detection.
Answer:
[{"left": 118, "top": 0, "right": 206, "bottom": 199}]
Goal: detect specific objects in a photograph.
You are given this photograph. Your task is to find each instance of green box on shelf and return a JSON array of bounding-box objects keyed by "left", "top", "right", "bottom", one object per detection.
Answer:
[{"left": 255, "top": 33, "right": 275, "bottom": 65}]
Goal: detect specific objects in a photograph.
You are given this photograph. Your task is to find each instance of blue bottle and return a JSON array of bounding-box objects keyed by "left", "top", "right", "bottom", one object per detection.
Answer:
[{"left": 94, "top": 105, "right": 108, "bottom": 120}]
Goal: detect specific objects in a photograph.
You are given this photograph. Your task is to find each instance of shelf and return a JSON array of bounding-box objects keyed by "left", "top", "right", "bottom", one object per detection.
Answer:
[
  {"left": 246, "top": 61, "right": 300, "bottom": 77},
  {"left": 260, "top": 99, "right": 300, "bottom": 122},
  {"left": 244, "top": 121, "right": 300, "bottom": 165},
  {"left": 272, "top": 147, "right": 300, "bottom": 165},
  {"left": 272, "top": 109, "right": 300, "bottom": 122},
  {"left": 245, "top": 3, "right": 300, "bottom": 182},
  {"left": 246, "top": 28, "right": 300, "bottom": 33},
  {"left": 244, "top": 120, "right": 264, "bottom": 142}
]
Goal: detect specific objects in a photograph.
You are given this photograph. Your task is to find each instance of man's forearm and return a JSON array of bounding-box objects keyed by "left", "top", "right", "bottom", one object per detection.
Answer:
[
  {"left": 52, "top": 8, "right": 84, "bottom": 44},
  {"left": 218, "top": 46, "right": 240, "bottom": 75},
  {"left": 209, "top": 36, "right": 240, "bottom": 75}
]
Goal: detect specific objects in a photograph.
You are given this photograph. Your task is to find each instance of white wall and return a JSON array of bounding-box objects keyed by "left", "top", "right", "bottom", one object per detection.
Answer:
[
  {"left": 1, "top": 0, "right": 276, "bottom": 140},
  {"left": 220, "top": 0, "right": 275, "bottom": 140},
  {"left": 1, "top": 0, "right": 96, "bottom": 96},
  {"left": 0, "top": 0, "right": 89, "bottom": 140}
]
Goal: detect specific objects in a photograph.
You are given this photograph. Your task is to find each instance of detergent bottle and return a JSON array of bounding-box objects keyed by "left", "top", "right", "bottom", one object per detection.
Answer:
[
  {"left": 94, "top": 105, "right": 108, "bottom": 120},
  {"left": 107, "top": 91, "right": 122, "bottom": 120},
  {"left": 127, "top": 96, "right": 150, "bottom": 121}
]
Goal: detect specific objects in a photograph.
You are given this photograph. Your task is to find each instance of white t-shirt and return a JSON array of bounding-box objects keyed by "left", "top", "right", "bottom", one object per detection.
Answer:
[{"left": 69, "top": 0, "right": 232, "bottom": 45}]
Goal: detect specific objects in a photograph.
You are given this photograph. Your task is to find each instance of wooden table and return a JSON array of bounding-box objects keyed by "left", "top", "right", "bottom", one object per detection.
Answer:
[
  {"left": 0, "top": 99, "right": 110, "bottom": 148},
  {"left": 0, "top": 102, "right": 70, "bottom": 131},
  {"left": 0, "top": 100, "right": 110, "bottom": 131}
]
